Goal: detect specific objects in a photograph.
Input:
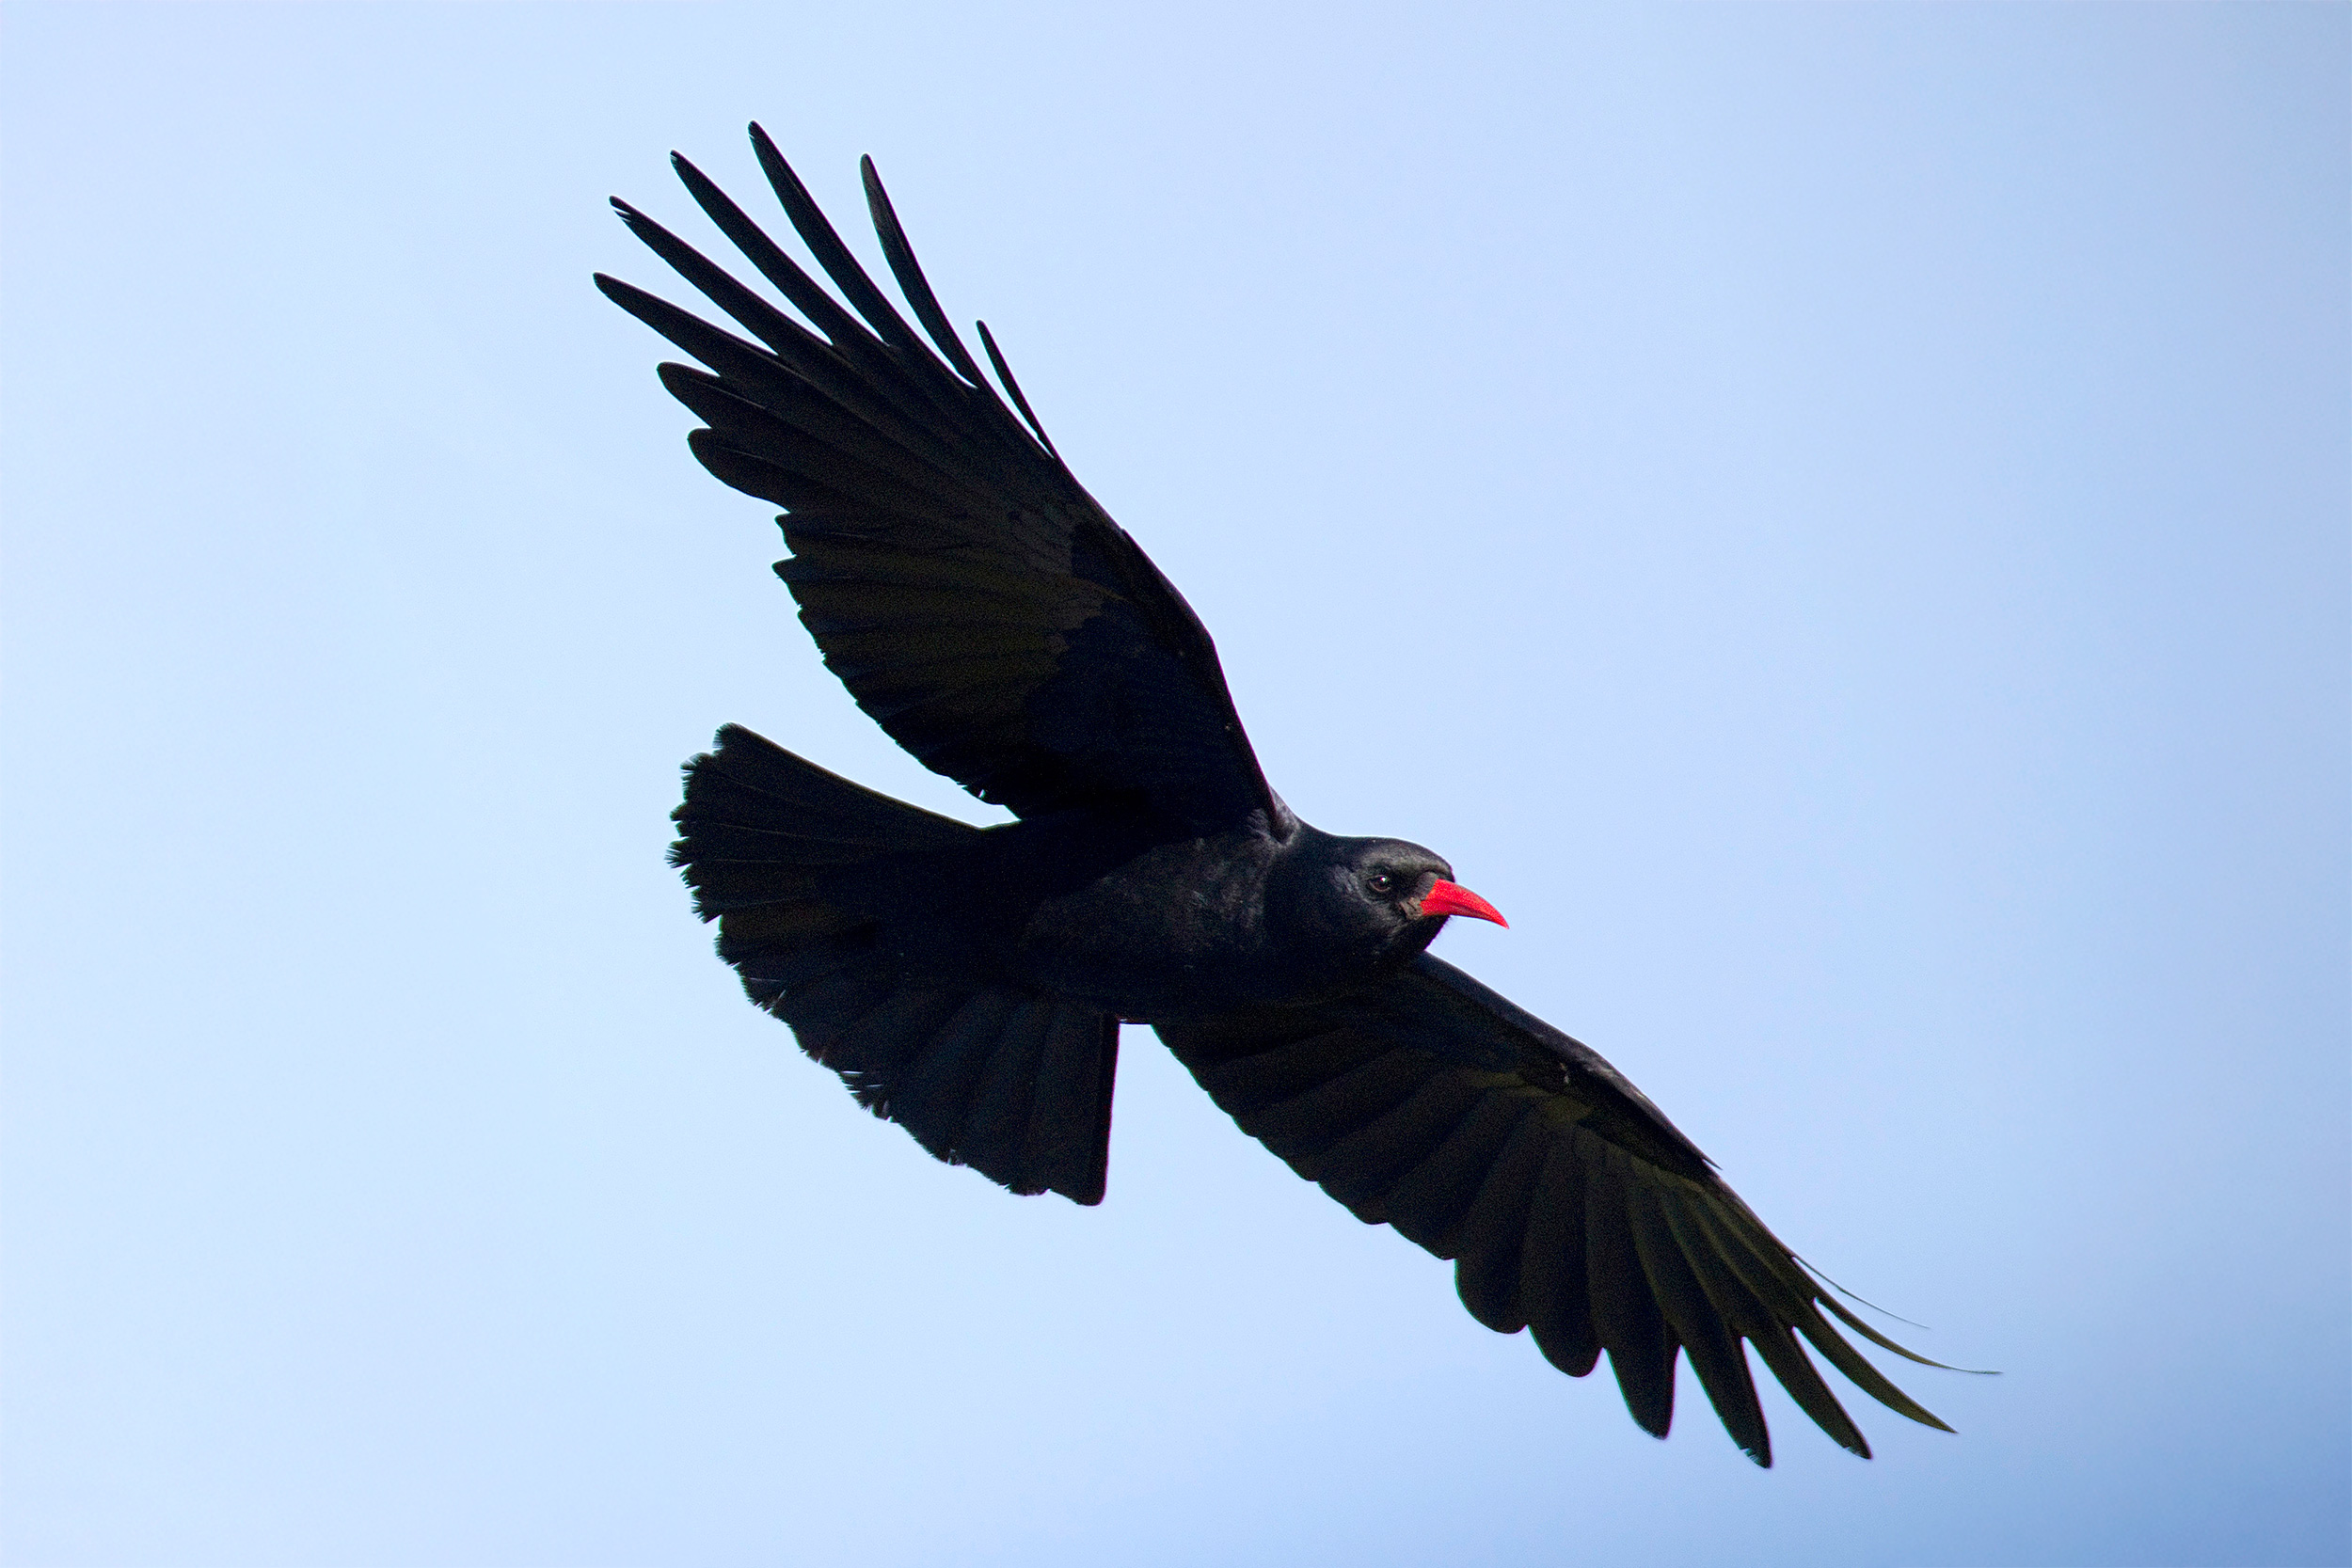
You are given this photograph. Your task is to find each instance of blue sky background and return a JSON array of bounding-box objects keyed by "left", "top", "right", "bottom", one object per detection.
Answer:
[{"left": 4, "top": 5, "right": 2345, "bottom": 1565}]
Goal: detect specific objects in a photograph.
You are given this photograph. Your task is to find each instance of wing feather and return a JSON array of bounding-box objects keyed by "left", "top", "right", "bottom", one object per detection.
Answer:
[
  {"left": 1518, "top": 1139, "right": 1601, "bottom": 1377},
  {"left": 1156, "top": 953, "right": 1956, "bottom": 1465},
  {"left": 1448, "top": 1105, "right": 1550, "bottom": 1333},
  {"left": 1627, "top": 1181, "right": 1769, "bottom": 1464},
  {"left": 1314, "top": 1069, "right": 1489, "bottom": 1218},
  {"left": 601, "top": 130, "right": 1278, "bottom": 830},
  {"left": 1377, "top": 1090, "right": 1534, "bottom": 1258},
  {"left": 1581, "top": 1148, "right": 1680, "bottom": 1434}
]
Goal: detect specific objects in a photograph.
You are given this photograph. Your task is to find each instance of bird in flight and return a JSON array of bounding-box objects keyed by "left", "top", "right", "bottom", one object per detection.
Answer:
[{"left": 596, "top": 125, "right": 1956, "bottom": 1467}]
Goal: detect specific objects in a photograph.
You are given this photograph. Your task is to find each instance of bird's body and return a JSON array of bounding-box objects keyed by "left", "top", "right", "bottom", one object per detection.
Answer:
[
  {"left": 1006, "top": 810, "right": 1296, "bottom": 1016},
  {"left": 1015, "top": 816, "right": 1486, "bottom": 1018},
  {"left": 600, "top": 127, "right": 1960, "bottom": 1467}
]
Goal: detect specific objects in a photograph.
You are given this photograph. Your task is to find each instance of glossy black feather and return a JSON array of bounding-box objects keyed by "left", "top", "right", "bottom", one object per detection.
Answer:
[
  {"left": 1581, "top": 1155, "right": 1680, "bottom": 1436},
  {"left": 1628, "top": 1182, "right": 1770, "bottom": 1464},
  {"left": 1448, "top": 1107, "right": 1551, "bottom": 1333},
  {"left": 1378, "top": 1091, "right": 1532, "bottom": 1257},
  {"left": 1517, "top": 1140, "right": 1601, "bottom": 1376}
]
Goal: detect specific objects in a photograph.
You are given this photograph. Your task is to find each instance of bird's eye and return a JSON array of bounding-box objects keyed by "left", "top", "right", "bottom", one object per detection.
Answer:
[{"left": 1366, "top": 872, "right": 1396, "bottom": 895}]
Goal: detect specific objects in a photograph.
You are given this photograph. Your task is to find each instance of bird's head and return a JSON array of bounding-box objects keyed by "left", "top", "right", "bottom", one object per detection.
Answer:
[{"left": 1268, "top": 831, "right": 1508, "bottom": 976}]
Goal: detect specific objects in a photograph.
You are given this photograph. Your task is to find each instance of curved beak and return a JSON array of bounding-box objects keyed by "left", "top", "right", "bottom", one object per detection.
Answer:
[{"left": 1419, "top": 879, "right": 1508, "bottom": 928}]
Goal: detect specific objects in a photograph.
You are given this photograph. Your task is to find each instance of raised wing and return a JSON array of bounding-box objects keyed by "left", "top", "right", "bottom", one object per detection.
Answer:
[
  {"left": 1156, "top": 954, "right": 1956, "bottom": 1466},
  {"left": 597, "top": 126, "right": 1278, "bottom": 833}
]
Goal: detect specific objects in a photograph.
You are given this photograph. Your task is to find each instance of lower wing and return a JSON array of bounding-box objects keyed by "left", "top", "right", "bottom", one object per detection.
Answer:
[{"left": 1155, "top": 954, "right": 1958, "bottom": 1467}]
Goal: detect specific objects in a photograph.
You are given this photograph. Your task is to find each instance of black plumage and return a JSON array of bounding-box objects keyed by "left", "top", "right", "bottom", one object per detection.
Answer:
[{"left": 599, "top": 126, "right": 1958, "bottom": 1465}]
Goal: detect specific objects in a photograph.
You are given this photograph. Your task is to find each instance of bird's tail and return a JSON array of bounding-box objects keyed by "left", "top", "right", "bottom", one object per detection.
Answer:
[{"left": 671, "top": 724, "right": 1119, "bottom": 1203}]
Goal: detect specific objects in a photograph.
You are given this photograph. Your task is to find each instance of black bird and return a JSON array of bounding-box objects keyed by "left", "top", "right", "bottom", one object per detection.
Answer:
[{"left": 597, "top": 126, "right": 1955, "bottom": 1467}]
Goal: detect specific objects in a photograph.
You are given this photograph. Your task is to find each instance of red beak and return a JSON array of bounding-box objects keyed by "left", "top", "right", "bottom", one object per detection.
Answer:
[{"left": 1419, "top": 879, "right": 1508, "bottom": 928}]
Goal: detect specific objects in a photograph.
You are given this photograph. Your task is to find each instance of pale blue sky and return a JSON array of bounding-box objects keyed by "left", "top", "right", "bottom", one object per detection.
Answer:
[{"left": 4, "top": 5, "right": 2345, "bottom": 1565}]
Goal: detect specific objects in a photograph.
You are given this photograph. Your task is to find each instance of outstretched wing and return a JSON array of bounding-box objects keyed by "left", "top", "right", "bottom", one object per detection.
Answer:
[
  {"left": 597, "top": 125, "right": 1278, "bottom": 834},
  {"left": 1156, "top": 954, "right": 1956, "bottom": 1466}
]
